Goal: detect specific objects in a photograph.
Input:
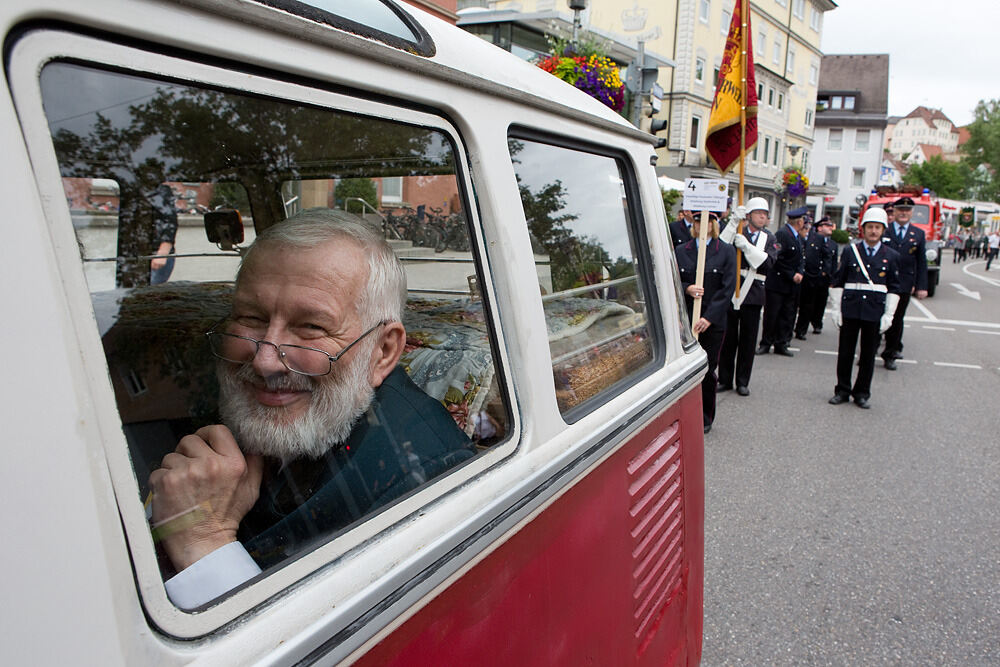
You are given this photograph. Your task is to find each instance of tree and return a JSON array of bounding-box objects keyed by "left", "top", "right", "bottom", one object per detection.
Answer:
[
  {"left": 960, "top": 99, "right": 1000, "bottom": 201},
  {"left": 903, "top": 155, "right": 966, "bottom": 199}
]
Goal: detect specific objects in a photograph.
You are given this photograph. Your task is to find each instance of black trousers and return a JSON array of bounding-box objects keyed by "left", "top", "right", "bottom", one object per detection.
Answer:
[
  {"left": 719, "top": 304, "right": 761, "bottom": 389},
  {"left": 836, "top": 318, "right": 880, "bottom": 400},
  {"left": 881, "top": 291, "right": 911, "bottom": 358},
  {"left": 760, "top": 287, "right": 798, "bottom": 348},
  {"left": 795, "top": 279, "right": 829, "bottom": 335},
  {"left": 698, "top": 325, "right": 725, "bottom": 427}
]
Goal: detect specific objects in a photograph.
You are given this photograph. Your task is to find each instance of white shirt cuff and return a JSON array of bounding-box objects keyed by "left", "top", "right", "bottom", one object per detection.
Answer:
[{"left": 164, "top": 542, "right": 262, "bottom": 610}]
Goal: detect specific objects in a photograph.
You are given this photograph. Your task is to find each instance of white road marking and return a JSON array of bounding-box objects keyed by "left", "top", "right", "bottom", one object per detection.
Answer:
[
  {"left": 961, "top": 262, "right": 1000, "bottom": 288},
  {"left": 906, "top": 316, "right": 1000, "bottom": 329},
  {"left": 933, "top": 362, "right": 982, "bottom": 369},
  {"left": 908, "top": 297, "right": 937, "bottom": 320},
  {"left": 922, "top": 325, "right": 956, "bottom": 331},
  {"left": 949, "top": 282, "right": 982, "bottom": 300},
  {"left": 898, "top": 359, "right": 918, "bottom": 364},
  {"left": 970, "top": 329, "right": 1000, "bottom": 336},
  {"left": 815, "top": 350, "right": 837, "bottom": 356}
]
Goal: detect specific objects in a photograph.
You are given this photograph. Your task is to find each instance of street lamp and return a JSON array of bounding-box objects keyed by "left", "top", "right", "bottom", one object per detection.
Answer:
[
  {"left": 787, "top": 144, "right": 802, "bottom": 166},
  {"left": 568, "top": 0, "right": 588, "bottom": 43}
]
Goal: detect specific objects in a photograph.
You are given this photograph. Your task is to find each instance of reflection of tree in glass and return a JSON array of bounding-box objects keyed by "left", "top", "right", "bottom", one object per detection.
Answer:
[{"left": 48, "top": 65, "right": 452, "bottom": 285}]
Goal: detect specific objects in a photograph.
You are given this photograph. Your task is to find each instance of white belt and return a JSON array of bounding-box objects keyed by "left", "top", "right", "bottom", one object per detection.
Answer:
[
  {"left": 844, "top": 282, "right": 887, "bottom": 293},
  {"left": 739, "top": 269, "right": 766, "bottom": 282}
]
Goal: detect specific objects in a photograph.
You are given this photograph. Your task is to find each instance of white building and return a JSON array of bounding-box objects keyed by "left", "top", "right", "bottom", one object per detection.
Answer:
[
  {"left": 807, "top": 54, "right": 889, "bottom": 227},
  {"left": 888, "top": 106, "right": 959, "bottom": 158}
]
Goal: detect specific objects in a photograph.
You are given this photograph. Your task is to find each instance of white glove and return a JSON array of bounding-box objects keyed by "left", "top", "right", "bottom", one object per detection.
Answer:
[
  {"left": 733, "top": 233, "right": 750, "bottom": 251},
  {"left": 880, "top": 293, "right": 900, "bottom": 334},
  {"left": 828, "top": 287, "right": 843, "bottom": 328},
  {"left": 734, "top": 205, "right": 747, "bottom": 221},
  {"left": 719, "top": 220, "right": 738, "bottom": 244}
]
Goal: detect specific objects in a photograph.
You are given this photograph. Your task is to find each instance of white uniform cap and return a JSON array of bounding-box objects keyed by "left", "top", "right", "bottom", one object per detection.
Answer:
[
  {"left": 861, "top": 207, "right": 888, "bottom": 227},
  {"left": 746, "top": 197, "right": 769, "bottom": 213}
]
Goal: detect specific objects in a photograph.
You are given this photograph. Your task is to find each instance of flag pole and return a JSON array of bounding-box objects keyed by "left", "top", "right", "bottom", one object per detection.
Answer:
[{"left": 734, "top": 0, "right": 749, "bottom": 299}]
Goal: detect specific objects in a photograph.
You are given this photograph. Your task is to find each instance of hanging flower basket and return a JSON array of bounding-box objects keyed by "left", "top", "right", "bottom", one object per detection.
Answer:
[
  {"left": 536, "top": 52, "right": 625, "bottom": 113},
  {"left": 782, "top": 167, "right": 809, "bottom": 198}
]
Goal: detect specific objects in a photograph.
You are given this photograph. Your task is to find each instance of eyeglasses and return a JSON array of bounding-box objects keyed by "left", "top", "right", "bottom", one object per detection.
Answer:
[{"left": 205, "top": 320, "right": 388, "bottom": 376}]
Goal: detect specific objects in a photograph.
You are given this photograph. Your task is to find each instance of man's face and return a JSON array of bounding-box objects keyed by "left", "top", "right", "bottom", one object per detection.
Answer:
[
  {"left": 789, "top": 216, "right": 805, "bottom": 233},
  {"left": 893, "top": 206, "right": 912, "bottom": 225},
  {"left": 863, "top": 222, "right": 884, "bottom": 244},
  {"left": 748, "top": 209, "right": 769, "bottom": 230},
  {"left": 817, "top": 223, "right": 833, "bottom": 237},
  {"left": 217, "top": 240, "right": 378, "bottom": 459},
  {"left": 681, "top": 209, "right": 694, "bottom": 223}
]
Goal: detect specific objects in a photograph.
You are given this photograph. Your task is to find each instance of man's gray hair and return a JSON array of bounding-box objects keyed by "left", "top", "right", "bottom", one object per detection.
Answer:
[{"left": 238, "top": 208, "right": 407, "bottom": 325}]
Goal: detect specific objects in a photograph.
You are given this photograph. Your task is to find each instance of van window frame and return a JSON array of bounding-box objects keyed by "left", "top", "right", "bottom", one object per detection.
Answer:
[
  {"left": 8, "top": 27, "right": 518, "bottom": 639},
  {"left": 506, "top": 126, "right": 666, "bottom": 424}
]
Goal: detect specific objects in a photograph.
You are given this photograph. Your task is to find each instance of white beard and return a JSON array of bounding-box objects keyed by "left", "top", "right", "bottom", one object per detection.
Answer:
[{"left": 217, "top": 342, "right": 376, "bottom": 460}]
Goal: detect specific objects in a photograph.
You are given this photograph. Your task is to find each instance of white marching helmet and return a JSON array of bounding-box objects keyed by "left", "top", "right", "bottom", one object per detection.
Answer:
[
  {"left": 860, "top": 207, "right": 888, "bottom": 227},
  {"left": 746, "top": 197, "right": 770, "bottom": 214}
]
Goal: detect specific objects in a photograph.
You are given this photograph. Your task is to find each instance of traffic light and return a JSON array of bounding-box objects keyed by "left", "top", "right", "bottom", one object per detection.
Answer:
[{"left": 649, "top": 118, "right": 667, "bottom": 149}]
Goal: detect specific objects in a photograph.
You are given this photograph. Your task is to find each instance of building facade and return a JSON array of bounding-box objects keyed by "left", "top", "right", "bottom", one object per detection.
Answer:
[
  {"left": 887, "top": 106, "right": 960, "bottom": 159},
  {"left": 807, "top": 53, "right": 888, "bottom": 227}
]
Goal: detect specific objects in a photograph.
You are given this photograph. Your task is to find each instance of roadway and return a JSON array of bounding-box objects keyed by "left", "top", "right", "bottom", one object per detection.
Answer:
[{"left": 701, "top": 256, "right": 999, "bottom": 665}]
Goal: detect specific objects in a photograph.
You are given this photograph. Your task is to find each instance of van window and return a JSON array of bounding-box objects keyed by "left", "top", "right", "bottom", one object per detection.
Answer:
[
  {"left": 40, "top": 61, "right": 506, "bottom": 604},
  {"left": 508, "top": 137, "right": 657, "bottom": 414}
]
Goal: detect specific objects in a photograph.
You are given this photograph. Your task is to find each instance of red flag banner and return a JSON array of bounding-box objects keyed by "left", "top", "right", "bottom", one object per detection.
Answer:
[{"left": 705, "top": 0, "right": 758, "bottom": 175}]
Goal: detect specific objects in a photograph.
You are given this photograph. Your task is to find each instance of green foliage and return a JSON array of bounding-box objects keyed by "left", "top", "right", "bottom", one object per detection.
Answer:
[
  {"left": 209, "top": 181, "right": 251, "bottom": 214},
  {"left": 903, "top": 155, "right": 966, "bottom": 199},
  {"left": 960, "top": 99, "right": 1000, "bottom": 201},
  {"left": 335, "top": 177, "right": 378, "bottom": 212},
  {"left": 831, "top": 228, "right": 851, "bottom": 244},
  {"left": 661, "top": 187, "right": 682, "bottom": 222},
  {"left": 545, "top": 31, "right": 612, "bottom": 60}
]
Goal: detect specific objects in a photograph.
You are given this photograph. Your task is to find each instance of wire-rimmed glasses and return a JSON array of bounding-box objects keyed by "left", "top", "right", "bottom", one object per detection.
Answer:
[{"left": 205, "top": 320, "right": 388, "bottom": 376}]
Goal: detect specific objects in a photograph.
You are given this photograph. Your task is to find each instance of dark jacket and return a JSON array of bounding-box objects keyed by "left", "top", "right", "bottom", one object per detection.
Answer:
[
  {"left": 240, "top": 366, "right": 475, "bottom": 568},
  {"left": 669, "top": 219, "right": 693, "bottom": 248},
  {"left": 802, "top": 230, "right": 838, "bottom": 285},
  {"left": 677, "top": 238, "right": 737, "bottom": 329},
  {"left": 883, "top": 222, "right": 928, "bottom": 292},
  {"left": 764, "top": 224, "right": 805, "bottom": 295},
  {"left": 832, "top": 242, "right": 902, "bottom": 322}
]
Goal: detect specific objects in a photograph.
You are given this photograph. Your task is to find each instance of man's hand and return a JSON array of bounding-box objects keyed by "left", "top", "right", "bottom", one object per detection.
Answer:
[
  {"left": 692, "top": 317, "right": 711, "bottom": 334},
  {"left": 915, "top": 289, "right": 928, "bottom": 299},
  {"left": 793, "top": 272, "right": 804, "bottom": 284},
  {"left": 733, "top": 234, "right": 750, "bottom": 251},
  {"left": 685, "top": 284, "right": 704, "bottom": 299},
  {"left": 149, "top": 425, "right": 264, "bottom": 571},
  {"left": 733, "top": 205, "right": 747, "bottom": 221}
]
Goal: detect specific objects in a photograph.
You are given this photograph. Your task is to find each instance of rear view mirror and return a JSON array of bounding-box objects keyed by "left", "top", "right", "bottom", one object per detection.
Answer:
[{"left": 204, "top": 209, "right": 244, "bottom": 251}]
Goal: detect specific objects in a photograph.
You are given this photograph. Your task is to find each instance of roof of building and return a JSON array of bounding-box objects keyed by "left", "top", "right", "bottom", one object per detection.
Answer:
[
  {"left": 904, "top": 106, "right": 957, "bottom": 130},
  {"left": 817, "top": 54, "right": 889, "bottom": 114},
  {"left": 916, "top": 143, "right": 944, "bottom": 158}
]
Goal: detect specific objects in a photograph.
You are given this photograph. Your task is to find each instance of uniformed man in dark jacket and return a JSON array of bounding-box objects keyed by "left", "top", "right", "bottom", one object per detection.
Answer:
[
  {"left": 880, "top": 196, "right": 928, "bottom": 370},
  {"left": 757, "top": 205, "right": 807, "bottom": 356},
  {"left": 717, "top": 197, "right": 778, "bottom": 396},
  {"left": 669, "top": 208, "right": 694, "bottom": 249},
  {"left": 676, "top": 212, "right": 737, "bottom": 433},
  {"left": 827, "top": 208, "right": 902, "bottom": 409},
  {"left": 794, "top": 215, "right": 838, "bottom": 338}
]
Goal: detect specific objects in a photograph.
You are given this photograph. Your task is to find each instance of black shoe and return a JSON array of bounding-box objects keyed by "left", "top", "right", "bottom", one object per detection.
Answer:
[
  {"left": 717, "top": 383, "right": 733, "bottom": 392},
  {"left": 828, "top": 394, "right": 849, "bottom": 405},
  {"left": 703, "top": 423, "right": 712, "bottom": 434},
  {"left": 774, "top": 346, "right": 794, "bottom": 357},
  {"left": 884, "top": 358, "right": 897, "bottom": 371},
  {"left": 892, "top": 351, "right": 903, "bottom": 360},
  {"left": 736, "top": 385, "right": 750, "bottom": 396},
  {"left": 855, "top": 397, "right": 871, "bottom": 409},
  {"left": 795, "top": 333, "right": 808, "bottom": 341},
  {"left": 812, "top": 328, "right": 822, "bottom": 334},
  {"left": 756, "top": 344, "right": 770, "bottom": 355}
]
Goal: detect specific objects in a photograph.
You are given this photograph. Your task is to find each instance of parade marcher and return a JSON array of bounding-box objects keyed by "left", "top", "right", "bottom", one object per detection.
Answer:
[
  {"left": 880, "top": 196, "right": 927, "bottom": 370},
  {"left": 986, "top": 230, "right": 1000, "bottom": 270},
  {"left": 669, "top": 208, "right": 694, "bottom": 249},
  {"left": 676, "top": 213, "right": 737, "bottom": 433},
  {"left": 757, "top": 205, "right": 807, "bottom": 356},
  {"left": 827, "top": 208, "right": 902, "bottom": 409},
  {"left": 717, "top": 197, "right": 778, "bottom": 397},
  {"left": 794, "top": 215, "right": 838, "bottom": 338},
  {"left": 963, "top": 233, "right": 974, "bottom": 261}
]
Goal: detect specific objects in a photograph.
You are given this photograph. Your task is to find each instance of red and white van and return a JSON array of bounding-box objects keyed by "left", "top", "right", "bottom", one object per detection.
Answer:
[{"left": 1, "top": 0, "right": 706, "bottom": 663}]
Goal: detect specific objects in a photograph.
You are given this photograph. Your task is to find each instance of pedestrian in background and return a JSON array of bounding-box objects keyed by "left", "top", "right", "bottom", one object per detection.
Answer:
[
  {"left": 757, "top": 206, "right": 807, "bottom": 357},
  {"left": 986, "top": 229, "right": 1000, "bottom": 270},
  {"left": 795, "top": 215, "right": 838, "bottom": 338}
]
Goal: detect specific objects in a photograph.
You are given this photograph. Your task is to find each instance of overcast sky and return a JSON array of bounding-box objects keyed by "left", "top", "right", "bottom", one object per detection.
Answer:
[{"left": 819, "top": 0, "right": 998, "bottom": 127}]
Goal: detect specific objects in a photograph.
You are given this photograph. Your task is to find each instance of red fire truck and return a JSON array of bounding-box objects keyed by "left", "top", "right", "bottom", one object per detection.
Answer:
[{"left": 859, "top": 186, "right": 943, "bottom": 296}]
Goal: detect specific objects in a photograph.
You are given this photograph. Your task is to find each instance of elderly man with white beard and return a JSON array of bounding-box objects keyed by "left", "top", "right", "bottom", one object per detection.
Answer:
[{"left": 149, "top": 208, "right": 475, "bottom": 609}]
